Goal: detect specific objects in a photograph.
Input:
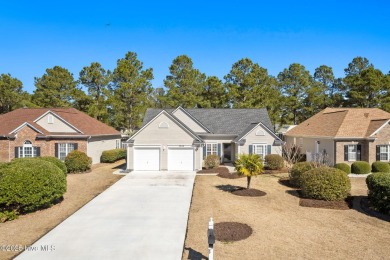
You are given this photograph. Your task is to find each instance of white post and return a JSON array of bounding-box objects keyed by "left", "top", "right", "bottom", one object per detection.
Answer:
[{"left": 208, "top": 217, "right": 214, "bottom": 260}]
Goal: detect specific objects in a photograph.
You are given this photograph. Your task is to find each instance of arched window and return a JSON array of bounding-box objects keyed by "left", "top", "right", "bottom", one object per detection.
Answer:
[
  {"left": 159, "top": 122, "right": 169, "bottom": 128},
  {"left": 17, "top": 140, "right": 39, "bottom": 158},
  {"left": 255, "top": 129, "right": 265, "bottom": 136}
]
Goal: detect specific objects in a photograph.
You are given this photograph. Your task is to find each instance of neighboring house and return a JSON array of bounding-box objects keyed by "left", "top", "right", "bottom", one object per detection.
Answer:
[
  {"left": 125, "top": 107, "right": 283, "bottom": 171},
  {"left": 276, "top": 124, "right": 296, "bottom": 140},
  {"left": 0, "top": 108, "right": 121, "bottom": 164},
  {"left": 285, "top": 107, "right": 390, "bottom": 166}
]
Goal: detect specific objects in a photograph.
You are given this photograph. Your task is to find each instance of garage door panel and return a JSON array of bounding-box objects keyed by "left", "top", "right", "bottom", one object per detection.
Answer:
[
  {"left": 134, "top": 148, "right": 160, "bottom": 171},
  {"left": 168, "top": 148, "right": 194, "bottom": 171}
]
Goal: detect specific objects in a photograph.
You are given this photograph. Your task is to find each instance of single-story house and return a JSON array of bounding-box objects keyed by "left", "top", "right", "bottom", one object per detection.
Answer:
[
  {"left": 125, "top": 107, "right": 283, "bottom": 171},
  {"left": 0, "top": 108, "right": 121, "bottom": 164},
  {"left": 284, "top": 107, "right": 390, "bottom": 165}
]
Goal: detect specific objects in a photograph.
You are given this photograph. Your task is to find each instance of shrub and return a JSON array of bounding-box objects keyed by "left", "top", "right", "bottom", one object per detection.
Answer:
[
  {"left": 100, "top": 149, "right": 126, "bottom": 163},
  {"left": 371, "top": 161, "right": 390, "bottom": 173},
  {"left": 0, "top": 160, "right": 66, "bottom": 213},
  {"left": 12, "top": 157, "right": 67, "bottom": 175},
  {"left": 290, "top": 162, "right": 314, "bottom": 187},
  {"left": 334, "top": 163, "right": 351, "bottom": 174},
  {"left": 0, "top": 210, "right": 18, "bottom": 223},
  {"left": 65, "top": 150, "right": 92, "bottom": 173},
  {"left": 351, "top": 161, "right": 370, "bottom": 174},
  {"left": 300, "top": 167, "right": 351, "bottom": 201},
  {"left": 204, "top": 154, "right": 220, "bottom": 169},
  {"left": 264, "top": 154, "right": 284, "bottom": 170},
  {"left": 366, "top": 172, "right": 390, "bottom": 214}
]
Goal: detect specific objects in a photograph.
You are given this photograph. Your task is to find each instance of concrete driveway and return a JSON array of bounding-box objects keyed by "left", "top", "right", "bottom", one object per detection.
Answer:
[{"left": 17, "top": 171, "right": 195, "bottom": 260}]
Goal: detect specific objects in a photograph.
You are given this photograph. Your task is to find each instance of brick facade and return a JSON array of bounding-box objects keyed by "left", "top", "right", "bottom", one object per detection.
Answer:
[{"left": 0, "top": 126, "right": 87, "bottom": 162}]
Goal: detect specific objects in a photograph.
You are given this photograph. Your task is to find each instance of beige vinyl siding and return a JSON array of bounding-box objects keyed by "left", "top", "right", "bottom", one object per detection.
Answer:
[
  {"left": 36, "top": 113, "right": 78, "bottom": 133},
  {"left": 241, "top": 125, "right": 282, "bottom": 156},
  {"left": 87, "top": 136, "right": 120, "bottom": 164},
  {"left": 172, "top": 109, "right": 208, "bottom": 133},
  {"left": 129, "top": 113, "right": 200, "bottom": 171}
]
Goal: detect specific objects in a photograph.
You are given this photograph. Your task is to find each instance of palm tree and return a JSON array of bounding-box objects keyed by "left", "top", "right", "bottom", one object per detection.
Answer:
[{"left": 235, "top": 153, "right": 264, "bottom": 189}]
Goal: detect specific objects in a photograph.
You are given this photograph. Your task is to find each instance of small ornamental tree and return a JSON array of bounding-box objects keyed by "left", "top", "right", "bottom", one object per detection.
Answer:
[
  {"left": 282, "top": 144, "right": 304, "bottom": 170},
  {"left": 235, "top": 153, "right": 264, "bottom": 189}
]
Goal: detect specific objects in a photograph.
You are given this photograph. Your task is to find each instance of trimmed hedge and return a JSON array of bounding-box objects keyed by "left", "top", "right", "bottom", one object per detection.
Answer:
[
  {"left": 366, "top": 172, "right": 390, "bottom": 214},
  {"left": 264, "top": 154, "right": 284, "bottom": 170},
  {"left": 290, "top": 162, "right": 314, "bottom": 187},
  {"left": 12, "top": 157, "right": 67, "bottom": 175},
  {"left": 100, "top": 149, "right": 126, "bottom": 163},
  {"left": 65, "top": 150, "right": 92, "bottom": 173},
  {"left": 334, "top": 163, "right": 351, "bottom": 174},
  {"left": 371, "top": 161, "right": 390, "bottom": 173},
  {"left": 351, "top": 161, "right": 371, "bottom": 174},
  {"left": 0, "top": 160, "right": 66, "bottom": 213},
  {"left": 204, "top": 154, "right": 220, "bottom": 169},
  {"left": 300, "top": 167, "right": 351, "bottom": 201}
]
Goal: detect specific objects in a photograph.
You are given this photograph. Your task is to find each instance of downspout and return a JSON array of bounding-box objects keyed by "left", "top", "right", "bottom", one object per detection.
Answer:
[{"left": 8, "top": 137, "right": 11, "bottom": 162}]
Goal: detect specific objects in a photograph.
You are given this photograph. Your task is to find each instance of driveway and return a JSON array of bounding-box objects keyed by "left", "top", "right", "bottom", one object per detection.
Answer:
[{"left": 17, "top": 171, "right": 195, "bottom": 260}]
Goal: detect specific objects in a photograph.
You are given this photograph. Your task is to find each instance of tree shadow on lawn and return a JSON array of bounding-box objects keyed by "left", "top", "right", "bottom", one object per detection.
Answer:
[
  {"left": 183, "top": 247, "right": 208, "bottom": 260},
  {"left": 354, "top": 196, "right": 390, "bottom": 222},
  {"left": 215, "top": 184, "right": 243, "bottom": 193},
  {"left": 112, "top": 162, "right": 126, "bottom": 170}
]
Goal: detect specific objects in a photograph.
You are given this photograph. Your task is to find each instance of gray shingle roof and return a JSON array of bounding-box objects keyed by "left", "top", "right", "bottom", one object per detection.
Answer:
[{"left": 142, "top": 108, "right": 274, "bottom": 136}]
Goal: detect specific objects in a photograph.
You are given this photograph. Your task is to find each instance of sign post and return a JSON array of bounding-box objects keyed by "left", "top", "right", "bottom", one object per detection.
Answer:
[{"left": 208, "top": 217, "right": 215, "bottom": 260}]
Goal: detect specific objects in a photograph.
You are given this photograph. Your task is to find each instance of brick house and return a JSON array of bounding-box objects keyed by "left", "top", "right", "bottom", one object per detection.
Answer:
[
  {"left": 0, "top": 108, "right": 121, "bottom": 164},
  {"left": 285, "top": 108, "right": 390, "bottom": 165}
]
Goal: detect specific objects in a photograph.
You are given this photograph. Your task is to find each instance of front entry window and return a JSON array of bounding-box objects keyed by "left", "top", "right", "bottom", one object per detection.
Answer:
[
  {"left": 348, "top": 145, "right": 357, "bottom": 161},
  {"left": 253, "top": 144, "right": 267, "bottom": 159},
  {"left": 206, "top": 143, "right": 218, "bottom": 156}
]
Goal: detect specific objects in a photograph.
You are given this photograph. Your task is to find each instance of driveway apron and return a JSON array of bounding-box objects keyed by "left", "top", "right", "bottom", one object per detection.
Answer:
[{"left": 16, "top": 171, "right": 195, "bottom": 260}]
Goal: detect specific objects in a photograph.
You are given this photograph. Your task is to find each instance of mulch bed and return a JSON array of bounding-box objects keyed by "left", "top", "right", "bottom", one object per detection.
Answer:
[
  {"left": 214, "top": 222, "right": 253, "bottom": 242},
  {"left": 232, "top": 188, "right": 267, "bottom": 197},
  {"left": 197, "top": 167, "right": 244, "bottom": 179},
  {"left": 299, "top": 196, "right": 353, "bottom": 210}
]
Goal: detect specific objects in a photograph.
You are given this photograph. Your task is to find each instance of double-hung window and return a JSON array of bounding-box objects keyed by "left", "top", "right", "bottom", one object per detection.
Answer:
[
  {"left": 378, "top": 145, "right": 389, "bottom": 161},
  {"left": 253, "top": 144, "right": 267, "bottom": 159},
  {"left": 58, "top": 143, "right": 75, "bottom": 161},
  {"left": 206, "top": 143, "right": 218, "bottom": 156},
  {"left": 18, "top": 140, "right": 39, "bottom": 158},
  {"left": 348, "top": 145, "right": 357, "bottom": 161}
]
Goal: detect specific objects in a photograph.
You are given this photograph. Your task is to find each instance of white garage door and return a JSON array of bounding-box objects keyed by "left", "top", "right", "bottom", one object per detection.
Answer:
[
  {"left": 134, "top": 148, "right": 160, "bottom": 171},
  {"left": 168, "top": 148, "right": 194, "bottom": 171}
]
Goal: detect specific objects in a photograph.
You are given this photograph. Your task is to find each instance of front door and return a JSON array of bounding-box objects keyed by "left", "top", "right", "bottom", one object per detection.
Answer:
[{"left": 223, "top": 143, "right": 232, "bottom": 163}]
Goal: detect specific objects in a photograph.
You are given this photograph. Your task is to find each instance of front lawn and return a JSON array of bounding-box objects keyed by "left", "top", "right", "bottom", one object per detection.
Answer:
[
  {"left": 0, "top": 160, "right": 124, "bottom": 260},
  {"left": 183, "top": 173, "right": 390, "bottom": 259}
]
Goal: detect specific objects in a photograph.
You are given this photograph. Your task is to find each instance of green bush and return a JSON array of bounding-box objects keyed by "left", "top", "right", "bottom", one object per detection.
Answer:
[
  {"left": 351, "top": 161, "right": 371, "bottom": 174},
  {"left": 300, "top": 167, "right": 351, "bottom": 201},
  {"left": 0, "top": 210, "right": 18, "bottom": 223},
  {"left": 366, "top": 172, "right": 390, "bottom": 214},
  {"left": 204, "top": 154, "right": 220, "bottom": 169},
  {"left": 264, "top": 154, "right": 284, "bottom": 170},
  {"left": 0, "top": 160, "right": 66, "bottom": 213},
  {"left": 290, "top": 162, "right": 314, "bottom": 187},
  {"left": 334, "top": 163, "right": 351, "bottom": 174},
  {"left": 12, "top": 157, "right": 67, "bottom": 175},
  {"left": 371, "top": 161, "right": 390, "bottom": 173},
  {"left": 65, "top": 150, "right": 92, "bottom": 173},
  {"left": 100, "top": 149, "right": 126, "bottom": 163}
]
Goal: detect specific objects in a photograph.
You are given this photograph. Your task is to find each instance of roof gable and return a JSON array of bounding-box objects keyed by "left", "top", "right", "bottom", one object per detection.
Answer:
[
  {"left": 142, "top": 107, "right": 274, "bottom": 136},
  {"left": 286, "top": 107, "right": 390, "bottom": 138},
  {"left": 172, "top": 107, "right": 210, "bottom": 133},
  {"left": 129, "top": 110, "right": 203, "bottom": 142},
  {"left": 34, "top": 111, "right": 83, "bottom": 134}
]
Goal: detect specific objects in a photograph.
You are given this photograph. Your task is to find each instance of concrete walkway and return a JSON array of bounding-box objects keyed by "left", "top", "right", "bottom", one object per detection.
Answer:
[{"left": 17, "top": 171, "right": 195, "bottom": 260}]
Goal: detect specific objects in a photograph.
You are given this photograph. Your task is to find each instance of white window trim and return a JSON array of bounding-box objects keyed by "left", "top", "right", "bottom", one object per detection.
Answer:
[
  {"left": 253, "top": 143, "right": 267, "bottom": 159},
  {"left": 255, "top": 129, "right": 265, "bottom": 136},
  {"left": 58, "top": 143, "right": 75, "bottom": 161},
  {"left": 347, "top": 144, "right": 357, "bottom": 162},
  {"left": 48, "top": 115, "right": 54, "bottom": 124},
  {"left": 206, "top": 143, "right": 218, "bottom": 156},
  {"left": 19, "top": 140, "right": 37, "bottom": 158},
  {"left": 379, "top": 145, "right": 389, "bottom": 162}
]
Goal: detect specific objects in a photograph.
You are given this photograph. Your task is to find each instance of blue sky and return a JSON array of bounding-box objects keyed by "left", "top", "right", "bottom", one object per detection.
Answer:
[{"left": 1, "top": 1, "right": 389, "bottom": 93}]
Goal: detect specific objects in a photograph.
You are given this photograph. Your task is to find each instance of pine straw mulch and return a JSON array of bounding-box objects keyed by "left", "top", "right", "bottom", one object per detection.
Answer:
[
  {"left": 214, "top": 222, "right": 253, "bottom": 242},
  {"left": 215, "top": 184, "right": 266, "bottom": 197}
]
